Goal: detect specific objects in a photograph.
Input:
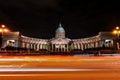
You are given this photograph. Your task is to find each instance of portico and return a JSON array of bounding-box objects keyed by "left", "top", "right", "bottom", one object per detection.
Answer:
[
  {"left": 50, "top": 24, "right": 71, "bottom": 52},
  {"left": 50, "top": 38, "right": 70, "bottom": 52}
]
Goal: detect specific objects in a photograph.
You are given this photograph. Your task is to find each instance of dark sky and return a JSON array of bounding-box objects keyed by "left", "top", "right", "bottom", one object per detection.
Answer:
[{"left": 0, "top": 0, "right": 120, "bottom": 39}]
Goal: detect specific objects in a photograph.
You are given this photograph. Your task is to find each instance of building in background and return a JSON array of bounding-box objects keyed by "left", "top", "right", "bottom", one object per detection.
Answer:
[{"left": 0, "top": 24, "right": 117, "bottom": 52}]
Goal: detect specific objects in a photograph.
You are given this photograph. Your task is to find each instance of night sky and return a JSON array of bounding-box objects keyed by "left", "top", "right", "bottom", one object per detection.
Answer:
[{"left": 0, "top": 0, "right": 120, "bottom": 39}]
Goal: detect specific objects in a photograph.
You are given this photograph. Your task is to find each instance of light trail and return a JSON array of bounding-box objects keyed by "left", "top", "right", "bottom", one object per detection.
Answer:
[
  {"left": 0, "top": 58, "right": 48, "bottom": 61},
  {"left": 0, "top": 68, "right": 96, "bottom": 72},
  {"left": 0, "top": 74, "right": 45, "bottom": 76},
  {"left": 0, "top": 57, "right": 119, "bottom": 62},
  {"left": 0, "top": 68, "right": 119, "bottom": 72}
]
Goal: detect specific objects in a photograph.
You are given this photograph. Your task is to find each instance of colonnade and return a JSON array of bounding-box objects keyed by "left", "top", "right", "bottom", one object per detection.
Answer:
[
  {"left": 71, "top": 35, "right": 102, "bottom": 50},
  {"left": 20, "top": 34, "right": 114, "bottom": 52},
  {"left": 21, "top": 42, "right": 48, "bottom": 50},
  {"left": 50, "top": 44, "right": 69, "bottom": 52},
  {"left": 70, "top": 41, "right": 102, "bottom": 50},
  {"left": 21, "top": 35, "right": 48, "bottom": 50}
]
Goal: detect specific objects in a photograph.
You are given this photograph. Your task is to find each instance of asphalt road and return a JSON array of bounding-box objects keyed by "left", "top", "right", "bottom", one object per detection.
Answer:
[{"left": 0, "top": 55, "right": 120, "bottom": 80}]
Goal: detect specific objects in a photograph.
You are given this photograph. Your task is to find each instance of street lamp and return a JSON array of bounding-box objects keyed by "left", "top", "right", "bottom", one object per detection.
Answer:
[
  {"left": 113, "top": 26, "right": 120, "bottom": 49},
  {"left": 0, "top": 25, "right": 9, "bottom": 49}
]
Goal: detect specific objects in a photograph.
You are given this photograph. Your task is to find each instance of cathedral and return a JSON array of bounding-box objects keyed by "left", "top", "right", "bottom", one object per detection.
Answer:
[{"left": 0, "top": 24, "right": 117, "bottom": 52}]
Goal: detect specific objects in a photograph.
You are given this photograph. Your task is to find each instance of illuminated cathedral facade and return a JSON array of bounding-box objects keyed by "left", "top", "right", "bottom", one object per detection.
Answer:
[{"left": 1, "top": 24, "right": 117, "bottom": 52}]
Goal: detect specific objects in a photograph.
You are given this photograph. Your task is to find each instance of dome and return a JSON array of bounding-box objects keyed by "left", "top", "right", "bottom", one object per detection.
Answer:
[
  {"left": 55, "top": 23, "right": 65, "bottom": 38},
  {"left": 56, "top": 24, "right": 65, "bottom": 32}
]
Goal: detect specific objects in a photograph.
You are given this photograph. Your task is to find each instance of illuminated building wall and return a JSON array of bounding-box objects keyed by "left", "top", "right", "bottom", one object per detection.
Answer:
[{"left": 1, "top": 32, "right": 20, "bottom": 48}]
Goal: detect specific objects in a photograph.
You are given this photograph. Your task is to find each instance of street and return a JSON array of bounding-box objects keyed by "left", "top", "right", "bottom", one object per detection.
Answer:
[{"left": 0, "top": 55, "right": 120, "bottom": 80}]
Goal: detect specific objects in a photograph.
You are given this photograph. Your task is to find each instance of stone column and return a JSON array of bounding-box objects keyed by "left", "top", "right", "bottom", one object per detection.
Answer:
[
  {"left": 81, "top": 43, "right": 84, "bottom": 50},
  {"left": 63, "top": 44, "right": 65, "bottom": 52},
  {"left": 55, "top": 44, "right": 56, "bottom": 52},
  {"left": 37, "top": 44, "right": 39, "bottom": 51},
  {"left": 24, "top": 43, "right": 27, "bottom": 48},
  {"left": 79, "top": 43, "right": 81, "bottom": 50},
  {"left": 40, "top": 44, "right": 42, "bottom": 49},
  {"left": 58, "top": 44, "right": 60, "bottom": 52},
  {"left": 22, "top": 42, "right": 25, "bottom": 48},
  {"left": 52, "top": 44, "right": 53, "bottom": 52},
  {"left": 67, "top": 44, "right": 68, "bottom": 52},
  {"left": 95, "top": 42, "right": 98, "bottom": 48},
  {"left": 33, "top": 44, "right": 35, "bottom": 50},
  {"left": 77, "top": 43, "right": 80, "bottom": 49},
  {"left": 30, "top": 44, "right": 32, "bottom": 49}
]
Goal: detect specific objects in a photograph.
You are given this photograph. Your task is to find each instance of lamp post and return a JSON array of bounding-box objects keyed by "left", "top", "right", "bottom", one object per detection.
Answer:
[
  {"left": 0, "top": 25, "right": 9, "bottom": 49},
  {"left": 113, "top": 26, "right": 120, "bottom": 50}
]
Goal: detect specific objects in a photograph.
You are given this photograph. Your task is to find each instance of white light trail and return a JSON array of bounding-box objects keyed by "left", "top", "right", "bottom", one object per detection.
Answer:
[
  {"left": 0, "top": 68, "right": 99, "bottom": 72},
  {"left": 0, "top": 68, "right": 118, "bottom": 72},
  {"left": 0, "top": 58, "right": 48, "bottom": 61},
  {"left": 0, "top": 74, "right": 38, "bottom": 76}
]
